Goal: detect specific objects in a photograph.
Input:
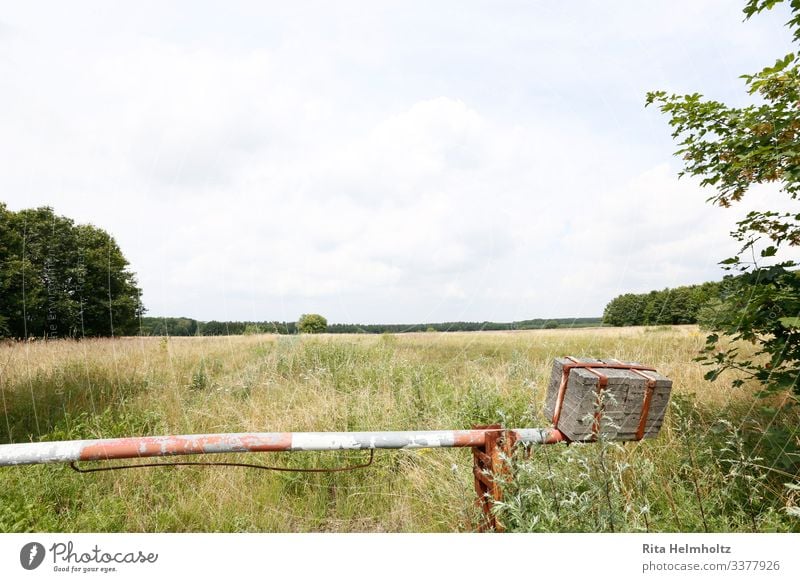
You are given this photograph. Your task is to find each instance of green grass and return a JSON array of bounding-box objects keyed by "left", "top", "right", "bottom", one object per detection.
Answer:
[{"left": 0, "top": 327, "right": 797, "bottom": 532}]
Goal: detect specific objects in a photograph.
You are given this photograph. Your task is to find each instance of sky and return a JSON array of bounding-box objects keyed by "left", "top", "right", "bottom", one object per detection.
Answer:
[{"left": 0, "top": 1, "right": 797, "bottom": 324}]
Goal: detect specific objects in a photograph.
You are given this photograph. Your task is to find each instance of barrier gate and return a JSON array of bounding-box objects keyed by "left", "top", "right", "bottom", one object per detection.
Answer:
[{"left": 0, "top": 357, "right": 672, "bottom": 531}]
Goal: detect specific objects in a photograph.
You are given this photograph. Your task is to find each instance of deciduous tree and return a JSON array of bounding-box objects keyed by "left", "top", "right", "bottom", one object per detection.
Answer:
[
  {"left": 0, "top": 204, "right": 143, "bottom": 338},
  {"left": 646, "top": 0, "right": 800, "bottom": 396},
  {"left": 298, "top": 313, "right": 328, "bottom": 334}
]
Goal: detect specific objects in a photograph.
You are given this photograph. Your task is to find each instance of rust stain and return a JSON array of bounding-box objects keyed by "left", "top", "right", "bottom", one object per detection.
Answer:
[
  {"left": 235, "top": 433, "right": 293, "bottom": 451},
  {"left": 470, "top": 424, "right": 519, "bottom": 532},
  {"left": 551, "top": 356, "right": 577, "bottom": 426},
  {"left": 452, "top": 429, "right": 490, "bottom": 447},
  {"left": 630, "top": 369, "right": 657, "bottom": 441},
  {"left": 79, "top": 433, "right": 293, "bottom": 461},
  {"left": 543, "top": 428, "right": 566, "bottom": 444}
]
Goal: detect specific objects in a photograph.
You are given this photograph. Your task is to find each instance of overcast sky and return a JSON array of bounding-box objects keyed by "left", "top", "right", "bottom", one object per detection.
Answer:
[{"left": 1, "top": 1, "right": 797, "bottom": 324}]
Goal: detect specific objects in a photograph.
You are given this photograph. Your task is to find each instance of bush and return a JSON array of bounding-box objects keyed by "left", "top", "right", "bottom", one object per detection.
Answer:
[{"left": 298, "top": 313, "right": 327, "bottom": 334}]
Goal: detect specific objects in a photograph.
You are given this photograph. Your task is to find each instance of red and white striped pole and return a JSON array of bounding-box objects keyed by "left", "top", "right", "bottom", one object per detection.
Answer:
[{"left": 0, "top": 428, "right": 565, "bottom": 466}]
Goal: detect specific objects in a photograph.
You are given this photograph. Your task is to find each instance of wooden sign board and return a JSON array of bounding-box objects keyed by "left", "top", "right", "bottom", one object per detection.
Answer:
[{"left": 544, "top": 357, "right": 673, "bottom": 442}]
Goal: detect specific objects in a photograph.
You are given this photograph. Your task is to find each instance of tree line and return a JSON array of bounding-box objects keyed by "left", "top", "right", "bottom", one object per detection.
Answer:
[
  {"left": 0, "top": 204, "right": 143, "bottom": 338},
  {"left": 140, "top": 318, "right": 298, "bottom": 336},
  {"left": 139, "top": 316, "right": 603, "bottom": 336},
  {"left": 602, "top": 279, "right": 740, "bottom": 327}
]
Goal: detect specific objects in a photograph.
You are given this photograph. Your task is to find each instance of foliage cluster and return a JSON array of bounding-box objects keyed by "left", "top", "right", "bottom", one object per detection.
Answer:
[
  {"left": 603, "top": 280, "right": 730, "bottom": 327},
  {"left": 647, "top": 0, "right": 800, "bottom": 396},
  {"left": 0, "top": 204, "right": 143, "bottom": 338},
  {"left": 297, "top": 313, "right": 328, "bottom": 334}
]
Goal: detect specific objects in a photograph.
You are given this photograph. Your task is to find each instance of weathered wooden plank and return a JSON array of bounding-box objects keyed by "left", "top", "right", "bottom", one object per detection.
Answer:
[{"left": 544, "top": 357, "right": 672, "bottom": 441}]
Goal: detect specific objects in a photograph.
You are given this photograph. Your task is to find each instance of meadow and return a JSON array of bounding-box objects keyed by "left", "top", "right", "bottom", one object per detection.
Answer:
[{"left": 0, "top": 326, "right": 797, "bottom": 532}]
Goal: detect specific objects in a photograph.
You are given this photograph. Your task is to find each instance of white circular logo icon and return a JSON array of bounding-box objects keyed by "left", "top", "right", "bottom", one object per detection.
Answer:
[{"left": 20, "top": 542, "right": 46, "bottom": 570}]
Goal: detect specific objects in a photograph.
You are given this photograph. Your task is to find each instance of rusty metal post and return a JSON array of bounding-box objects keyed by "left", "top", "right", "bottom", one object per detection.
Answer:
[{"left": 471, "top": 424, "right": 518, "bottom": 532}]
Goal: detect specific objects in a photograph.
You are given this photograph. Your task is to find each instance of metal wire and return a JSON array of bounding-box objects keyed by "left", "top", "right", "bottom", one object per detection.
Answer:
[{"left": 69, "top": 449, "right": 375, "bottom": 474}]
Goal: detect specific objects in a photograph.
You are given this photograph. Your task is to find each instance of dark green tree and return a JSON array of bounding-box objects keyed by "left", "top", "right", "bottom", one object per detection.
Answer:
[
  {"left": 609, "top": 293, "right": 649, "bottom": 326},
  {"left": 0, "top": 204, "right": 143, "bottom": 338},
  {"left": 298, "top": 313, "right": 328, "bottom": 334},
  {"left": 646, "top": 0, "right": 800, "bottom": 396},
  {"left": 604, "top": 281, "right": 725, "bottom": 326}
]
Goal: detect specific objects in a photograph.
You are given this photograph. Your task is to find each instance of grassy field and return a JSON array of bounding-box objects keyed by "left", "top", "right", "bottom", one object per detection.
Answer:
[{"left": 0, "top": 326, "right": 797, "bottom": 532}]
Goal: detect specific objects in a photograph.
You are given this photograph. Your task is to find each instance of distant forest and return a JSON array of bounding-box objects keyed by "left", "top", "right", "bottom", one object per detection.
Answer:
[
  {"left": 143, "top": 277, "right": 736, "bottom": 336},
  {"left": 138, "top": 316, "right": 604, "bottom": 336},
  {"left": 602, "top": 278, "right": 736, "bottom": 327}
]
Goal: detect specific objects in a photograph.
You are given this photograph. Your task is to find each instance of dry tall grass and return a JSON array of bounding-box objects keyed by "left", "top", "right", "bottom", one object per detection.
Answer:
[{"left": 0, "top": 326, "right": 797, "bottom": 532}]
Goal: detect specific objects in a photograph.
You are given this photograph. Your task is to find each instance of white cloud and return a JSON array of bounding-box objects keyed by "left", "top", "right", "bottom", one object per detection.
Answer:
[{"left": 1, "top": 1, "right": 797, "bottom": 323}]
